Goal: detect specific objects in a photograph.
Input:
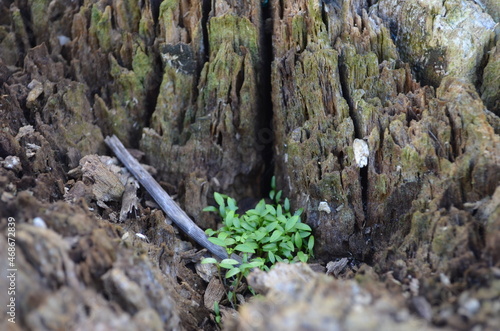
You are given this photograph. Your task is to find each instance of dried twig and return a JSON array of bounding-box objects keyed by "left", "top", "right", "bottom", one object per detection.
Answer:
[{"left": 105, "top": 135, "right": 239, "bottom": 262}]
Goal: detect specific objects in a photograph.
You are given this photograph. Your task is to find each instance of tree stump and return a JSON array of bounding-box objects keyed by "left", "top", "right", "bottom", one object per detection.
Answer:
[{"left": 0, "top": 0, "right": 499, "bottom": 329}]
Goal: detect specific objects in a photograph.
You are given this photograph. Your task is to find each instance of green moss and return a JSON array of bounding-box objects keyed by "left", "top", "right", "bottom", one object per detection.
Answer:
[
  {"left": 28, "top": 0, "right": 50, "bottom": 43},
  {"left": 306, "top": 0, "right": 329, "bottom": 47},
  {"left": 481, "top": 43, "right": 500, "bottom": 114},
  {"left": 114, "top": 0, "right": 141, "bottom": 32},
  {"left": 371, "top": 174, "right": 389, "bottom": 200},
  {"left": 90, "top": 5, "right": 113, "bottom": 52},
  {"left": 408, "top": 211, "right": 431, "bottom": 243},
  {"left": 11, "top": 7, "right": 29, "bottom": 50},
  {"left": 378, "top": 26, "right": 398, "bottom": 62},
  {"left": 431, "top": 222, "right": 455, "bottom": 256},
  {"left": 132, "top": 41, "right": 153, "bottom": 84},
  {"left": 208, "top": 14, "right": 259, "bottom": 66},
  {"left": 152, "top": 65, "right": 194, "bottom": 142},
  {"left": 343, "top": 47, "right": 379, "bottom": 93},
  {"left": 107, "top": 55, "right": 148, "bottom": 143},
  {"left": 291, "top": 15, "right": 307, "bottom": 52},
  {"left": 400, "top": 145, "right": 424, "bottom": 181}
]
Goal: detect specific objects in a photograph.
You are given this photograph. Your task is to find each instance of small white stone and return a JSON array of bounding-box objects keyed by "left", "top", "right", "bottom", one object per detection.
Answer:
[
  {"left": 33, "top": 217, "right": 47, "bottom": 228},
  {"left": 353, "top": 138, "right": 369, "bottom": 168},
  {"left": 135, "top": 233, "right": 149, "bottom": 242},
  {"left": 57, "top": 35, "right": 71, "bottom": 46},
  {"left": 3, "top": 156, "right": 20, "bottom": 170},
  {"left": 318, "top": 201, "right": 331, "bottom": 214},
  {"left": 440, "top": 273, "right": 451, "bottom": 286}
]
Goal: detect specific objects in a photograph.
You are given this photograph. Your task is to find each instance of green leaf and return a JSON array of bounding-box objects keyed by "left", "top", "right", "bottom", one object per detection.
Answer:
[
  {"left": 219, "top": 204, "right": 226, "bottom": 218},
  {"left": 299, "top": 231, "right": 311, "bottom": 238},
  {"left": 276, "top": 225, "right": 285, "bottom": 233},
  {"left": 279, "top": 241, "right": 292, "bottom": 252},
  {"left": 285, "top": 215, "right": 299, "bottom": 232},
  {"left": 276, "top": 204, "right": 282, "bottom": 217},
  {"left": 224, "top": 238, "right": 236, "bottom": 246},
  {"left": 308, "top": 235, "right": 315, "bottom": 252},
  {"left": 266, "top": 221, "right": 278, "bottom": 232},
  {"left": 255, "top": 200, "right": 267, "bottom": 216},
  {"left": 262, "top": 243, "right": 277, "bottom": 252},
  {"left": 241, "top": 222, "right": 255, "bottom": 232},
  {"left": 253, "top": 230, "right": 267, "bottom": 242},
  {"left": 247, "top": 260, "right": 265, "bottom": 268},
  {"left": 268, "top": 251, "right": 275, "bottom": 263},
  {"left": 260, "top": 236, "right": 270, "bottom": 244},
  {"left": 221, "top": 259, "right": 239, "bottom": 265},
  {"left": 294, "top": 222, "right": 312, "bottom": 232},
  {"left": 264, "top": 214, "right": 277, "bottom": 223},
  {"left": 234, "top": 243, "right": 256, "bottom": 253},
  {"left": 208, "top": 237, "right": 227, "bottom": 247},
  {"left": 218, "top": 232, "right": 229, "bottom": 240},
  {"left": 214, "top": 192, "right": 225, "bottom": 207},
  {"left": 284, "top": 198, "right": 290, "bottom": 211},
  {"left": 203, "top": 206, "right": 218, "bottom": 213},
  {"left": 225, "top": 210, "right": 234, "bottom": 227},
  {"left": 269, "top": 190, "right": 275, "bottom": 200},
  {"left": 294, "top": 231, "right": 303, "bottom": 249},
  {"left": 246, "top": 214, "right": 259, "bottom": 222},
  {"left": 205, "top": 228, "right": 216, "bottom": 236},
  {"left": 271, "top": 176, "right": 276, "bottom": 190},
  {"left": 269, "top": 229, "right": 283, "bottom": 242},
  {"left": 201, "top": 258, "right": 218, "bottom": 264},
  {"left": 275, "top": 190, "right": 282, "bottom": 203},
  {"left": 233, "top": 216, "right": 241, "bottom": 228},
  {"left": 225, "top": 267, "right": 241, "bottom": 278},
  {"left": 277, "top": 215, "right": 287, "bottom": 224},
  {"left": 227, "top": 197, "right": 237, "bottom": 211},
  {"left": 266, "top": 204, "right": 277, "bottom": 216},
  {"left": 282, "top": 250, "right": 293, "bottom": 259},
  {"left": 214, "top": 301, "right": 220, "bottom": 314},
  {"left": 297, "top": 251, "right": 308, "bottom": 263},
  {"left": 220, "top": 263, "right": 235, "bottom": 269}
]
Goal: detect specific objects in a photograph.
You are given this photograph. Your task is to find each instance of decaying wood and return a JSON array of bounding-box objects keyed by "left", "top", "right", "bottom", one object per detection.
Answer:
[{"left": 105, "top": 134, "right": 240, "bottom": 263}]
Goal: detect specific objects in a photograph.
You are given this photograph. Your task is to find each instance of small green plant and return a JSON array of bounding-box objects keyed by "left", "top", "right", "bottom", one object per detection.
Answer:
[
  {"left": 213, "top": 301, "right": 221, "bottom": 326},
  {"left": 202, "top": 176, "right": 314, "bottom": 307}
]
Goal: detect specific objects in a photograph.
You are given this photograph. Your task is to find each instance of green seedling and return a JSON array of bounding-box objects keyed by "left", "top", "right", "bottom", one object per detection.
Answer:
[
  {"left": 202, "top": 176, "right": 314, "bottom": 308},
  {"left": 213, "top": 301, "right": 221, "bottom": 326}
]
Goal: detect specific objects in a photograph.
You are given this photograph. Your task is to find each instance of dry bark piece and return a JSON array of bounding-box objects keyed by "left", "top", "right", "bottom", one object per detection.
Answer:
[
  {"left": 326, "top": 258, "right": 349, "bottom": 277},
  {"left": 232, "top": 263, "right": 439, "bottom": 331},
  {"left": 119, "top": 177, "right": 140, "bottom": 222},
  {"left": 80, "top": 155, "right": 125, "bottom": 203},
  {"left": 204, "top": 277, "right": 226, "bottom": 310}
]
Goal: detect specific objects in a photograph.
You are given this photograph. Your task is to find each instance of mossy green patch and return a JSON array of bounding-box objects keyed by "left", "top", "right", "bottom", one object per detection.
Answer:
[
  {"left": 90, "top": 5, "right": 113, "bottom": 52},
  {"left": 208, "top": 14, "right": 259, "bottom": 66}
]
